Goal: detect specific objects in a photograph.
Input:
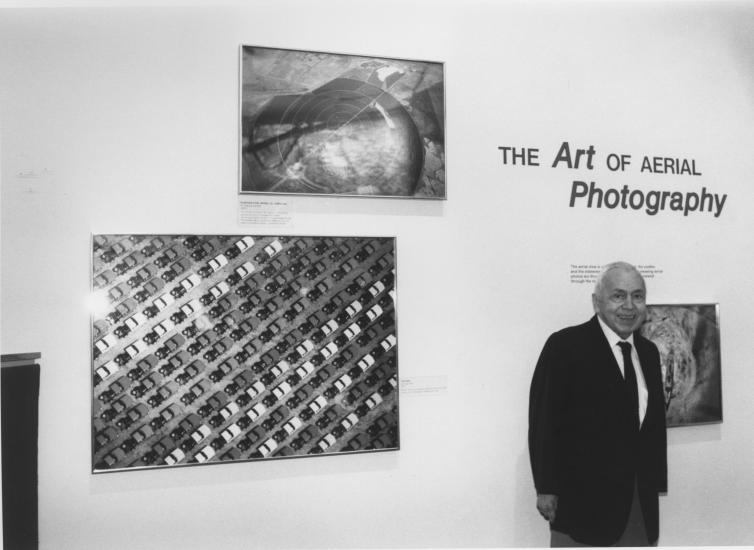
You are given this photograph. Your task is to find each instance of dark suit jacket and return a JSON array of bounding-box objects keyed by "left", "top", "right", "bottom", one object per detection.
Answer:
[{"left": 528, "top": 315, "right": 667, "bottom": 546}]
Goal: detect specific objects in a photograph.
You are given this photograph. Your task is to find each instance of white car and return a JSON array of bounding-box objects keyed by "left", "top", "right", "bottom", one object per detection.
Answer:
[
  {"left": 124, "top": 340, "right": 148, "bottom": 359},
  {"left": 270, "top": 360, "right": 291, "bottom": 377},
  {"left": 235, "top": 261, "right": 255, "bottom": 279},
  {"left": 246, "top": 402, "right": 267, "bottom": 421},
  {"left": 257, "top": 437, "right": 278, "bottom": 457},
  {"left": 294, "top": 361, "right": 316, "bottom": 379},
  {"left": 317, "top": 433, "right": 337, "bottom": 452},
  {"left": 152, "top": 318, "right": 175, "bottom": 337},
  {"left": 94, "top": 334, "right": 117, "bottom": 354},
  {"left": 179, "top": 299, "right": 202, "bottom": 317},
  {"left": 244, "top": 381, "right": 266, "bottom": 400},
  {"left": 207, "top": 254, "right": 229, "bottom": 273},
  {"left": 164, "top": 448, "right": 186, "bottom": 466},
  {"left": 219, "top": 423, "right": 243, "bottom": 443},
  {"left": 380, "top": 334, "right": 397, "bottom": 352},
  {"left": 367, "top": 280, "right": 386, "bottom": 298},
  {"left": 281, "top": 417, "right": 304, "bottom": 436},
  {"left": 124, "top": 312, "right": 148, "bottom": 330},
  {"left": 94, "top": 360, "right": 119, "bottom": 381},
  {"left": 194, "top": 444, "right": 216, "bottom": 463},
  {"left": 190, "top": 424, "right": 212, "bottom": 444},
  {"left": 320, "top": 342, "right": 339, "bottom": 359},
  {"left": 234, "top": 236, "right": 255, "bottom": 252},
  {"left": 344, "top": 300, "right": 363, "bottom": 318},
  {"left": 152, "top": 292, "right": 175, "bottom": 311},
  {"left": 343, "top": 323, "right": 361, "bottom": 341},
  {"left": 357, "top": 353, "right": 376, "bottom": 372},
  {"left": 295, "top": 339, "right": 315, "bottom": 356},
  {"left": 307, "top": 396, "right": 328, "bottom": 415},
  {"left": 332, "top": 374, "right": 353, "bottom": 393},
  {"left": 219, "top": 402, "right": 240, "bottom": 420},
  {"left": 320, "top": 319, "right": 339, "bottom": 336},
  {"left": 272, "top": 381, "right": 293, "bottom": 400},
  {"left": 263, "top": 240, "right": 283, "bottom": 258},
  {"left": 209, "top": 281, "right": 231, "bottom": 299},
  {"left": 363, "top": 392, "right": 383, "bottom": 410},
  {"left": 340, "top": 412, "right": 360, "bottom": 431},
  {"left": 364, "top": 304, "right": 383, "bottom": 323},
  {"left": 179, "top": 273, "right": 202, "bottom": 292}
]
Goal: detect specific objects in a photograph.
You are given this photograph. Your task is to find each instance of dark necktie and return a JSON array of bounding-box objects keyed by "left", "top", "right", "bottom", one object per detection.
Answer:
[{"left": 617, "top": 341, "right": 640, "bottom": 431}]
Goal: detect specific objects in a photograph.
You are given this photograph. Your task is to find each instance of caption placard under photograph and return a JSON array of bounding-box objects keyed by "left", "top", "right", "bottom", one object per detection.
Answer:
[
  {"left": 91, "top": 234, "right": 398, "bottom": 472},
  {"left": 240, "top": 45, "right": 445, "bottom": 199}
]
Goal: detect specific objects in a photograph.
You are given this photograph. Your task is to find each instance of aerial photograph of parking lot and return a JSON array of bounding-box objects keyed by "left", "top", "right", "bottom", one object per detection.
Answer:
[{"left": 91, "top": 234, "right": 398, "bottom": 471}]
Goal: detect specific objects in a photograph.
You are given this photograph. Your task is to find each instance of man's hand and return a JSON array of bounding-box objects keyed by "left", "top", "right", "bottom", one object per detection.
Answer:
[{"left": 536, "top": 494, "right": 558, "bottom": 523}]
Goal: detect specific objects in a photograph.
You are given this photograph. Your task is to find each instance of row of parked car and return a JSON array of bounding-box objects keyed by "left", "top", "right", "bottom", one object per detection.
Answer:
[{"left": 92, "top": 234, "right": 398, "bottom": 469}]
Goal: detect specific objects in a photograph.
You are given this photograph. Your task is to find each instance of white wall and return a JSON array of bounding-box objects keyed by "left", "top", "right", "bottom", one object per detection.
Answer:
[{"left": 2, "top": 2, "right": 754, "bottom": 548}]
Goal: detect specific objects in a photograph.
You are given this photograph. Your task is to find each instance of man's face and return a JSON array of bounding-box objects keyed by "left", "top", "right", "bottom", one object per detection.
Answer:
[{"left": 592, "top": 267, "right": 647, "bottom": 339}]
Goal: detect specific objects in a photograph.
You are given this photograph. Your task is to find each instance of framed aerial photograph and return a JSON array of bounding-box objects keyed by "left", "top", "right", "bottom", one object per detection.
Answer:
[
  {"left": 640, "top": 303, "right": 722, "bottom": 427},
  {"left": 239, "top": 45, "right": 445, "bottom": 199},
  {"left": 91, "top": 234, "right": 398, "bottom": 472}
]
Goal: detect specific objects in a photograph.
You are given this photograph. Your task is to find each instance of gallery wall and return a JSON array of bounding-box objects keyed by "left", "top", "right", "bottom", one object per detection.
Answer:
[{"left": 2, "top": 2, "right": 754, "bottom": 548}]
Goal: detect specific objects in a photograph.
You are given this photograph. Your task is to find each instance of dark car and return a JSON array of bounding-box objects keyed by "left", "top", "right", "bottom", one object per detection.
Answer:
[
  {"left": 175, "top": 360, "right": 207, "bottom": 385},
  {"left": 120, "top": 423, "right": 154, "bottom": 452},
  {"left": 149, "top": 403, "right": 183, "bottom": 429},
  {"left": 130, "top": 372, "right": 163, "bottom": 398},
  {"left": 203, "top": 336, "right": 233, "bottom": 363},
  {"left": 258, "top": 321, "right": 281, "bottom": 343},
  {"left": 354, "top": 243, "right": 376, "bottom": 262},
  {"left": 98, "top": 376, "right": 133, "bottom": 403},
  {"left": 289, "top": 426, "right": 317, "bottom": 451},
  {"left": 313, "top": 238, "right": 334, "bottom": 256},
  {"left": 187, "top": 330, "right": 218, "bottom": 355},
  {"left": 279, "top": 280, "right": 302, "bottom": 300},
  {"left": 261, "top": 406, "right": 288, "bottom": 431},
  {"left": 196, "top": 391, "right": 229, "bottom": 417},
  {"left": 115, "top": 403, "right": 149, "bottom": 429},
  {"left": 158, "top": 350, "right": 191, "bottom": 376},
  {"left": 112, "top": 251, "right": 146, "bottom": 276},
  {"left": 305, "top": 281, "right": 329, "bottom": 302},
  {"left": 285, "top": 386, "right": 312, "bottom": 410},
  {"left": 101, "top": 395, "right": 135, "bottom": 421},
  {"left": 332, "top": 257, "right": 358, "bottom": 281},
  {"left": 93, "top": 269, "right": 117, "bottom": 289},
  {"left": 209, "top": 357, "right": 241, "bottom": 382},
  {"left": 127, "top": 264, "right": 157, "bottom": 288},
  {"left": 264, "top": 273, "right": 288, "bottom": 293},
  {"left": 154, "top": 246, "right": 181, "bottom": 268},
  {"left": 162, "top": 257, "right": 192, "bottom": 283},
  {"left": 328, "top": 242, "right": 350, "bottom": 261},
  {"left": 170, "top": 413, "right": 202, "bottom": 440},
  {"left": 181, "top": 379, "right": 212, "bottom": 405},
  {"left": 99, "top": 239, "right": 133, "bottom": 263},
  {"left": 146, "top": 380, "right": 178, "bottom": 407},
  {"left": 155, "top": 334, "right": 186, "bottom": 360}
]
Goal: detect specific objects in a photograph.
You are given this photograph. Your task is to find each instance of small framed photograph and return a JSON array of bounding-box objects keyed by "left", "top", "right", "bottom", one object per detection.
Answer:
[
  {"left": 240, "top": 45, "right": 446, "bottom": 199},
  {"left": 640, "top": 303, "right": 722, "bottom": 427},
  {"left": 91, "top": 234, "right": 398, "bottom": 472}
]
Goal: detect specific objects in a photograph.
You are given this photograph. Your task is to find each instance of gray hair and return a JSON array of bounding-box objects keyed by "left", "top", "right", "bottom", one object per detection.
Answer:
[{"left": 594, "top": 261, "right": 643, "bottom": 296}]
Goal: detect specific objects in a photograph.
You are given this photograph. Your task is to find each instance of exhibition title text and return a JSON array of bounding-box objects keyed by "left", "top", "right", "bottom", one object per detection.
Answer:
[{"left": 498, "top": 142, "right": 727, "bottom": 217}]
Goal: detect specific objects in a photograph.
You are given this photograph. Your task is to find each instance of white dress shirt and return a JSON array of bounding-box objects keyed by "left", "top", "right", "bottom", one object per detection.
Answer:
[{"left": 597, "top": 316, "right": 649, "bottom": 427}]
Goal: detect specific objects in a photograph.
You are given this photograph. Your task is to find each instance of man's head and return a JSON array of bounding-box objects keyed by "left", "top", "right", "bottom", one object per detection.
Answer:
[{"left": 592, "top": 261, "right": 647, "bottom": 339}]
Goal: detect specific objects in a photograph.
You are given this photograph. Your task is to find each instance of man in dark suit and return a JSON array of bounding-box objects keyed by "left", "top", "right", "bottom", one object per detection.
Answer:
[{"left": 528, "top": 261, "right": 667, "bottom": 547}]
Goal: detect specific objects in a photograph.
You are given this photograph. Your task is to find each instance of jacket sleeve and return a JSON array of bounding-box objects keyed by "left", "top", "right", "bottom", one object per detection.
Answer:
[{"left": 528, "top": 332, "right": 569, "bottom": 495}]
